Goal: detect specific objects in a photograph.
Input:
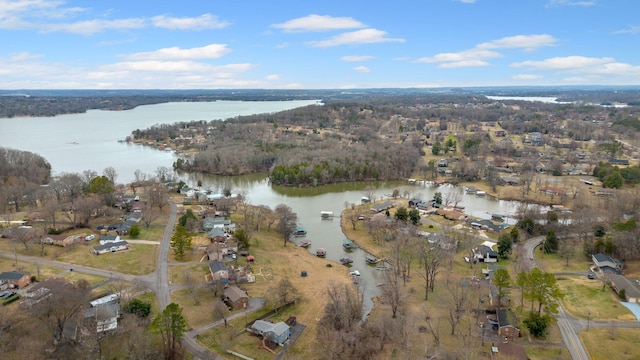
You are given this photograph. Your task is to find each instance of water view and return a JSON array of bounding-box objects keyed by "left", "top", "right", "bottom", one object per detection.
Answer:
[{"left": 2, "top": 101, "right": 525, "bottom": 313}]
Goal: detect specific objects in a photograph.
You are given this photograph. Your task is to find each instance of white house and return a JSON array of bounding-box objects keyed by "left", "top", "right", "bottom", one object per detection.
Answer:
[
  {"left": 92, "top": 241, "right": 129, "bottom": 255},
  {"left": 99, "top": 235, "right": 121, "bottom": 245}
]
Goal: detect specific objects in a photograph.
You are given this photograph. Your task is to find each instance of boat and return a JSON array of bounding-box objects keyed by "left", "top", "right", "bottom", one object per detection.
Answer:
[
  {"left": 343, "top": 238, "right": 357, "bottom": 250},
  {"left": 476, "top": 191, "right": 486, "bottom": 197},
  {"left": 340, "top": 254, "right": 353, "bottom": 265},
  {"left": 491, "top": 214, "right": 505, "bottom": 222},
  {"left": 366, "top": 254, "right": 378, "bottom": 264},
  {"left": 297, "top": 240, "right": 311, "bottom": 248},
  {"left": 293, "top": 226, "right": 307, "bottom": 236},
  {"left": 316, "top": 248, "right": 326, "bottom": 257},
  {"left": 320, "top": 211, "right": 334, "bottom": 219}
]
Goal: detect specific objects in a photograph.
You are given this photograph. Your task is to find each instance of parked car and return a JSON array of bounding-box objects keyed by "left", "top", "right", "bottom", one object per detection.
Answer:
[
  {"left": 588, "top": 272, "right": 595, "bottom": 279},
  {"left": 96, "top": 225, "right": 105, "bottom": 230},
  {"left": 0, "top": 291, "right": 16, "bottom": 299},
  {"left": 85, "top": 234, "right": 95, "bottom": 241}
]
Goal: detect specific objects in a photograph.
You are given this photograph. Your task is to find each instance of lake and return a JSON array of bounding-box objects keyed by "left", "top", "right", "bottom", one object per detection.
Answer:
[
  {"left": 0, "top": 100, "right": 320, "bottom": 183},
  {"left": 1, "top": 100, "right": 526, "bottom": 314}
]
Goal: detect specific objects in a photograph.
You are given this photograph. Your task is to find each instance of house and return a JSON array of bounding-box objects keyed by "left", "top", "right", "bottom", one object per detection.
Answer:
[
  {"left": 41, "top": 234, "right": 77, "bottom": 247},
  {"left": 250, "top": 320, "right": 291, "bottom": 346},
  {"left": 0, "top": 271, "right": 31, "bottom": 289},
  {"left": 223, "top": 285, "right": 249, "bottom": 309},
  {"left": 370, "top": 201, "right": 395, "bottom": 214},
  {"left": 592, "top": 253, "right": 623, "bottom": 275},
  {"left": 496, "top": 309, "right": 520, "bottom": 339},
  {"left": 472, "top": 245, "right": 498, "bottom": 263},
  {"left": 92, "top": 241, "right": 129, "bottom": 255},
  {"left": 84, "top": 300, "right": 120, "bottom": 332},
  {"left": 609, "top": 158, "right": 630, "bottom": 166},
  {"left": 209, "top": 228, "right": 227, "bottom": 243},
  {"left": 206, "top": 241, "right": 238, "bottom": 261},
  {"left": 608, "top": 275, "right": 640, "bottom": 303},
  {"left": 209, "top": 261, "right": 229, "bottom": 281},
  {"left": 408, "top": 198, "right": 423, "bottom": 208},
  {"left": 469, "top": 219, "right": 505, "bottom": 233},
  {"left": 203, "top": 217, "right": 236, "bottom": 232},
  {"left": 99, "top": 235, "right": 121, "bottom": 245}
]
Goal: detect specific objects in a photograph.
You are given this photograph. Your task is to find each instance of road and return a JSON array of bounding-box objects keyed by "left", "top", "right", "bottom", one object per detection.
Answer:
[
  {"left": 0, "top": 200, "right": 255, "bottom": 360},
  {"left": 522, "top": 236, "right": 590, "bottom": 360}
]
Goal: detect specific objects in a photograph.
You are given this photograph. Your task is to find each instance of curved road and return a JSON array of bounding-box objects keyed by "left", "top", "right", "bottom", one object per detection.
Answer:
[{"left": 0, "top": 201, "right": 251, "bottom": 360}]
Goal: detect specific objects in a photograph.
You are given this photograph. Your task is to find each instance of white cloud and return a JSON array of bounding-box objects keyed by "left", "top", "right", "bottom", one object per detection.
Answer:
[
  {"left": 513, "top": 74, "right": 543, "bottom": 80},
  {"left": 8, "top": 52, "right": 43, "bottom": 62},
  {"left": 266, "top": 74, "right": 281, "bottom": 81},
  {"left": 151, "top": 14, "right": 229, "bottom": 30},
  {"left": 43, "top": 18, "right": 146, "bottom": 35},
  {"left": 0, "top": 1, "right": 228, "bottom": 34},
  {"left": 309, "top": 28, "right": 405, "bottom": 47},
  {"left": 353, "top": 66, "right": 370, "bottom": 73},
  {"left": 546, "top": 0, "right": 596, "bottom": 7},
  {"left": 341, "top": 55, "right": 375, "bottom": 62},
  {"left": 124, "top": 44, "right": 230, "bottom": 61},
  {"left": 272, "top": 14, "right": 365, "bottom": 32},
  {"left": 477, "top": 34, "right": 557, "bottom": 51},
  {"left": 613, "top": 25, "right": 640, "bottom": 35},
  {"left": 511, "top": 56, "right": 614, "bottom": 70},
  {"left": 419, "top": 34, "right": 556, "bottom": 68},
  {"left": 511, "top": 55, "right": 640, "bottom": 83}
]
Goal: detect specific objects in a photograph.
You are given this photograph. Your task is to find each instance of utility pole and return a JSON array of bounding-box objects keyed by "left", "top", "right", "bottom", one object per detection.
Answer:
[{"left": 587, "top": 309, "right": 591, "bottom": 331}]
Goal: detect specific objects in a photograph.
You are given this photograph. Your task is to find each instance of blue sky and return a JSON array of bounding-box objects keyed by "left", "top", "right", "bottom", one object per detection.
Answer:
[{"left": 1, "top": 0, "right": 639, "bottom": 89}]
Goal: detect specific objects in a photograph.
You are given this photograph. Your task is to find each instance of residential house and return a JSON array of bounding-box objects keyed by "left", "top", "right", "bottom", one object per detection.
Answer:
[
  {"left": 209, "top": 228, "right": 227, "bottom": 243},
  {"left": 92, "top": 241, "right": 129, "bottom": 255},
  {"left": 609, "top": 158, "right": 630, "bottom": 166},
  {"left": 99, "top": 235, "right": 121, "bottom": 246},
  {"left": 209, "top": 261, "right": 229, "bottom": 281},
  {"left": 84, "top": 299, "right": 120, "bottom": 333},
  {"left": 223, "top": 285, "right": 249, "bottom": 309},
  {"left": 250, "top": 320, "right": 291, "bottom": 346},
  {"left": 0, "top": 271, "right": 31, "bottom": 289},
  {"left": 592, "top": 253, "right": 623, "bottom": 275},
  {"left": 608, "top": 275, "right": 640, "bottom": 303},
  {"left": 472, "top": 245, "right": 499, "bottom": 263},
  {"left": 206, "top": 241, "right": 238, "bottom": 261},
  {"left": 496, "top": 309, "right": 520, "bottom": 339},
  {"left": 41, "top": 234, "right": 77, "bottom": 247},
  {"left": 370, "top": 201, "right": 395, "bottom": 214},
  {"left": 469, "top": 219, "right": 505, "bottom": 233}
]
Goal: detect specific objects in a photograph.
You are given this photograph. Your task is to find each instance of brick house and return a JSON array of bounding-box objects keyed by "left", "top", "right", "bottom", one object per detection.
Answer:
[{"left": 0, "top": 271, "right": 31, "bottom": 289}]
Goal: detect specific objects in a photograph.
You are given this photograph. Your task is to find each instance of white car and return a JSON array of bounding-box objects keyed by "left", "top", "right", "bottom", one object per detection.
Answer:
[
  {"left": 349, "top": 270, "right": 361, "bottom": 276},
  {"left": 85, "top": 234, "right": 95, "bottom": 241}
]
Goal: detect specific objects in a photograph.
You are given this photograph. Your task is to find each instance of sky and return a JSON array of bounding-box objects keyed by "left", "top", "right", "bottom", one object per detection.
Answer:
[{"left": 1, "top": 0, "right": 639, "bottom": 89}]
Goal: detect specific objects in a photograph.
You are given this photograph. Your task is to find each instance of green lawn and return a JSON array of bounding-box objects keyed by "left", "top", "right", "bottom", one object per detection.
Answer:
[
  {"left": 56, "top": 243, "right": 158, "bottom": 275},
  {"left": 557, "top": 276, "right": 634, "bottom": 321}
]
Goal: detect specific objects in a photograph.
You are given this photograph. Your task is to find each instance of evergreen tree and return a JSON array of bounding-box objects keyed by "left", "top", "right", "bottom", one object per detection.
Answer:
[
  {"left": 543, "top": 230, "right": 558, "bottom": 254},
  {"left": 170, "top": 225, "right": 192, "bottom": 260},
  {"left": 152, "top": 303, "right": 187, "bottom": 360}
]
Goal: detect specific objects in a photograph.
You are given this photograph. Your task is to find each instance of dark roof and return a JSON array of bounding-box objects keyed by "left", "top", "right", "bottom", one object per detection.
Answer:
[
  {"left": 209, "top": 228, "right": 226, "bottom": 238},
  {"left": 209, "top": 261, "right": 228, "bottom": 274},
  {"left": 497, "top": 309, "right": 511, "bottom": 327},
  {"left": 609, "top": 275, "right": 640, "bottom": 299},
  {"left": 0, "top": 271, "right": 29, "bottom": 281}
]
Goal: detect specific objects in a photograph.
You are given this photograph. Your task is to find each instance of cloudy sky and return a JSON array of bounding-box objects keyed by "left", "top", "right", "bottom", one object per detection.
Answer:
[{"left": 1, "top": 0, "right": 639, "bottom": 89}]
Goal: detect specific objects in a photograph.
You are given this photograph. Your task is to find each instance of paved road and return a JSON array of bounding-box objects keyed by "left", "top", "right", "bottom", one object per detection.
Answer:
[{"left": 522, "top": 236, "right": 590, "bottom": 360}]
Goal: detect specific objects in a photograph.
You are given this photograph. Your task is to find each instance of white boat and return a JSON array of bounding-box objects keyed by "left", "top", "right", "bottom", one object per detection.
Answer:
[
  {"left": 321, "top": 211, "right": 334, "bottom": 219},
  {"left": 476, "top": 191, "right": 486, "bottom": 197}
]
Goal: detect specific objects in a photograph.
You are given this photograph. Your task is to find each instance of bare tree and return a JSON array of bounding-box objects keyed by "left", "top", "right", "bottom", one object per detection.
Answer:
[
  {"left": 31, "top": 279, "right": 91, "bottom": 345},
  {"left": 146, "top": 181, "right": 168, "bottom": 211},
  {"left": 12, "top": 226, "right": 36, "bottom": 250},
  {"left": 274, "top": 203, "right": 297, "bottom": 247},
  {"left": 418, "top": 245, "right": 443, "bottom": 300},
  {"left": 141, "top": 207, "right": 162, "bottom": 229},
  {"left": 380, "top": 262, "right": 405, "bottom": 318},
  {"left": 103, "top": 166, "right": 118, "bottom": 184},
  {"left": 445, "top": 278, "right": 470, "bottom": 335}
]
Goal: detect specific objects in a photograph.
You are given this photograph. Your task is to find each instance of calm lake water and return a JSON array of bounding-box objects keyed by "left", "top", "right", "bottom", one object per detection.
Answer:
[
  {"left": 0, "top": 100, "right": 320, "bottom": 183},
  {"left": 1, "top": 100, "right": 525, "bottom": 314}
]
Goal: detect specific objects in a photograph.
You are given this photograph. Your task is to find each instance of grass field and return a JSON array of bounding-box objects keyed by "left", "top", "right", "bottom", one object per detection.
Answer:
[
  {"left": 56, "top": 243, "right": 158, "bottom": 275},
  {"left": 557, "top": 276, "right": 634, "bottom": 321},
  {"left": 581, "top": 328, "right": 640, "bottom": 360}
]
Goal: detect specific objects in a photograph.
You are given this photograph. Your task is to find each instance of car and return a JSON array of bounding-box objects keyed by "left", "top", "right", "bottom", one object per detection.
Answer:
[
  {"left": 85, "top": 234, "right": 95, "bottom": 241},
  {"left": 349, "top": 270, "right": 361, "bottom": 276},
  {"left": 357, "top": 215, "right": 366, "bottom": 221},
  {"left": 96, "top": 225, "right": 105, "bottom": 230},
  {"left": 0, "top": 291, "right": 16, "bottom": 299},
  {"left": 588, "top": 272, "right": 595, "bottom": 279}
]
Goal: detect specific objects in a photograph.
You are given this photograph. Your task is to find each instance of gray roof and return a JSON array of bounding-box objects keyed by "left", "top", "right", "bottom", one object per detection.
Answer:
[
  {"left": 268, "top": 322, "right": 290, "bottom": 336},
  {"left": 610, "top": 275, "right": 640, "bottom": 300},
  {"left": 0, "top": 271, "right": 29, "bottom": 281},
  {"left": 209, "top": 261, "right": 228, "bottom": 274},
  {"left": 93, "top": 241, "right": 128, "bottom": 252},
  {"left": 209, "top": 228, "right": 226, "bottom": 238},
  {"left": 251, "top": 320, "right": 274, "bottom": 333}
]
